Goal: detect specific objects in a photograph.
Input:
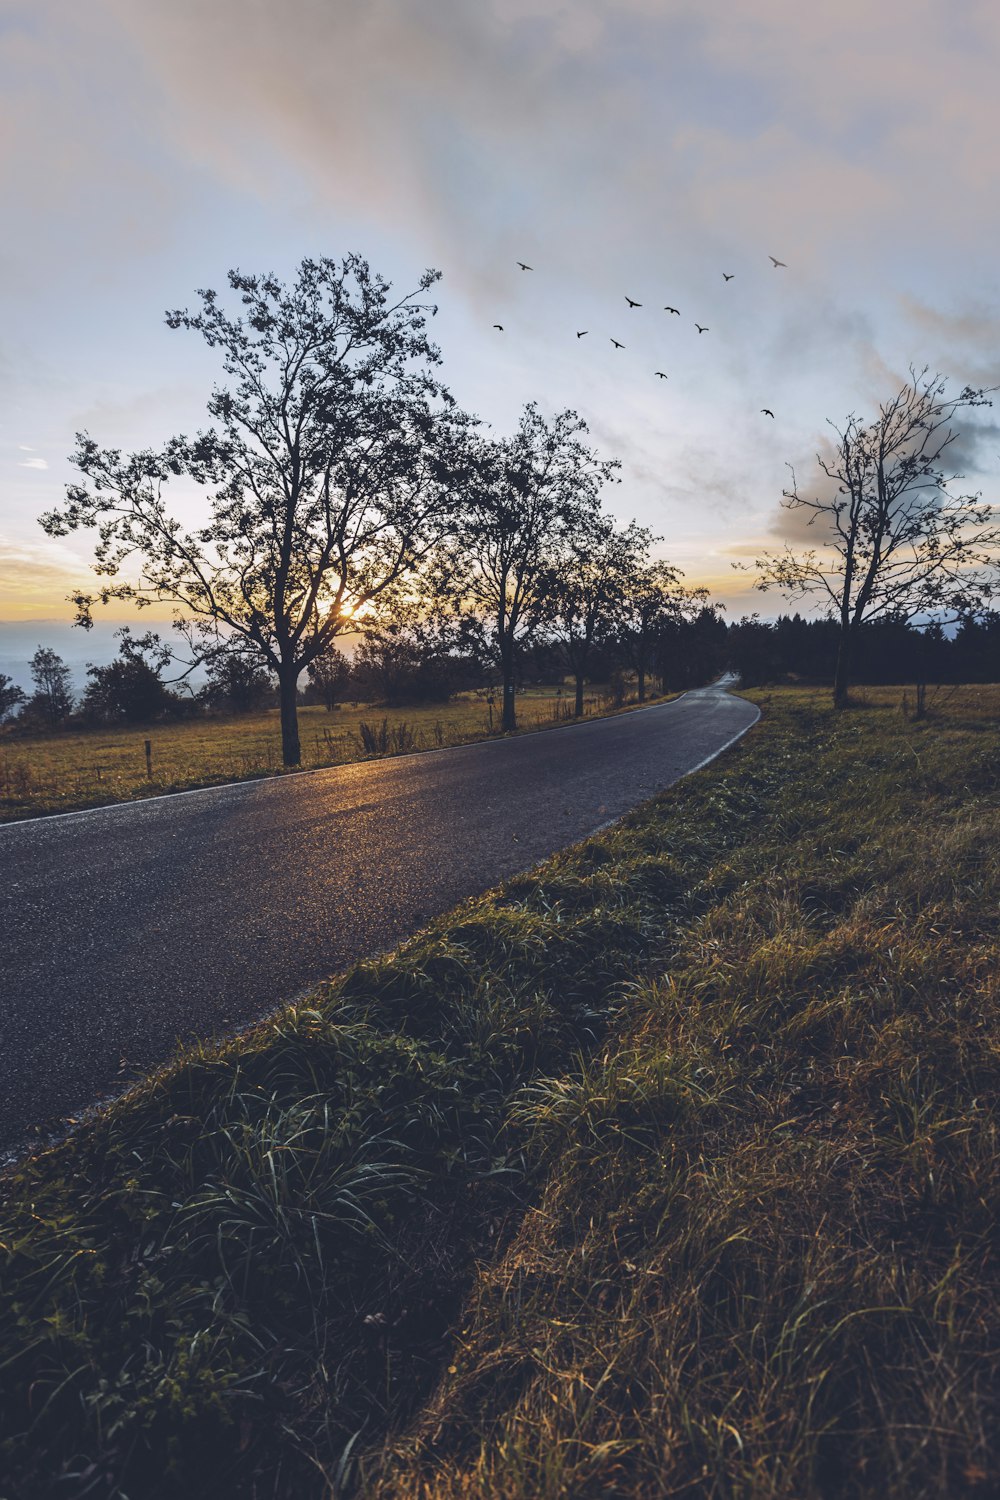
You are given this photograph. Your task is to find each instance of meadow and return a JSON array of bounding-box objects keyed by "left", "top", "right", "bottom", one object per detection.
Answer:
[
  {"left": 2, "top": 684, "right": 999, "bottom": 1497},
  {"left": 0, "top": 685, "right": 638, "bottom": 822}
]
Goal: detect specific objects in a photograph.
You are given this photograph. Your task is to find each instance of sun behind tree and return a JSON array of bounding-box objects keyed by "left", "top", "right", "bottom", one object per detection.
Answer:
[{"left": 41, "top": 256, "right": 474, "bottom": 765}]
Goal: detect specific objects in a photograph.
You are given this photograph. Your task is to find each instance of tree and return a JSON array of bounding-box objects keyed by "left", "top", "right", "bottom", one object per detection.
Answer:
[
  {"left": 306, "top": 644, "right": 352, "bottom": 712},
  {"left": 543, "top": 516, "right": 653, "bottom": 715},
  {"left": 655, "top": 605, "right": 729, "bottom": 690},
  {"left": 0, "top": 675, "right": 26, "bottom": 724},
  {"left": 27, "top": 647, "right": 74, "bottom": 730},
  {"left": 82, "top": 629, "right": 176, "bottom": 725},
  {"left": 753, "top": 368, "right": 1000, "bottom": 708},
  {"left": 616, "top": 560, "right": 697, "bottom": 702},
  {"left": 452, "top": 405, "right": 618, "bottom": 731},
  {"left": 352, "top": 598, "right": 475, "bottom": 706},
  {"left": 41, "top": 256, "right": 472, "bottom": 765},
  {"left": 202, "top": 649, "right": 274, "bottom": 714}
]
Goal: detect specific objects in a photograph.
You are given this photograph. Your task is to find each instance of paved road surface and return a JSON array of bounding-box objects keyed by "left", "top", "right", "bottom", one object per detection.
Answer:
[{"left": 1, "top": 680, "right": 758, "bottom": 1153}]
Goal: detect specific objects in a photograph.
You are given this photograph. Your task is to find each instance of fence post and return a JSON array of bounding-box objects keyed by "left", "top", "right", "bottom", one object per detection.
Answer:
[{"left": 144, "top": 739, "right": 152, "bottom": 780}]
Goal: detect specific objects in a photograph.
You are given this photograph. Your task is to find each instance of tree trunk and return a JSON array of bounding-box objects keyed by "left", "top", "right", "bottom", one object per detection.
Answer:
[
  {"left": 278, "top": 666, "right": 302, "bottom": 766},
  {"left": 574, "top": 675, "right": 585, "bottom": 716},
  {"left": 832, "top": 631, "right": 852, "bottom": 710},
  {"left": 637, "top": 663, "right": 646, "bottom": 703},
  {"left": 500, "top": 644, "right": 517, "bottom": 732},
  {"left": 501, "top": 678, "right": 516, "bottom": 732}
]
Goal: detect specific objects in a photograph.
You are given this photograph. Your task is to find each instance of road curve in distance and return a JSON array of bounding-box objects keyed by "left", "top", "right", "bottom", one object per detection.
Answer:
[{"left": 0, "top": 679, "right": 759, "bottom": 1153}]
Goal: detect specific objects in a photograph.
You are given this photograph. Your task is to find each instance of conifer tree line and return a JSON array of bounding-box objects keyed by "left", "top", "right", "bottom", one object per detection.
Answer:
[{"left": 12, "top": 258, "right": 998, "bottom": 757}]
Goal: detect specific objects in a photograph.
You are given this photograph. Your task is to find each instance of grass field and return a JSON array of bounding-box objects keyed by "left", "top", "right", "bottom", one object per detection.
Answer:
[
  {"left": 2, "top": 685, "right": 999, "bottom": 1497},
  {"left": 0, "top": 685, "right": 644, "bottom": 822}
]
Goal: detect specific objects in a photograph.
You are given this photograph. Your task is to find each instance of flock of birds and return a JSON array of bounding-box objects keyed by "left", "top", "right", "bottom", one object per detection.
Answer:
[{"left": 492, "top": 255, "right": 789, "bottom": 419}]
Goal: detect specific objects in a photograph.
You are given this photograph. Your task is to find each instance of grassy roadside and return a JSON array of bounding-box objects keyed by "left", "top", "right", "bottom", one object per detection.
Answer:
[
  {"left": 2, "top": 686, "right": 999, "bottom": 1497},
  {"left": 0, "top": 686, "right": 671, "bottom": 823}
]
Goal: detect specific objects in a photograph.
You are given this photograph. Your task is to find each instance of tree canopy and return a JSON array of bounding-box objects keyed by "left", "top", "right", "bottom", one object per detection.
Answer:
[
  {"left": 449, "top": 404, "right": 619, "bottom": 731},
  {"left": 41, "top": 256, "right": 474, "bottom": 764},
  {"left": 754, "top": 368, "right": 1000, "bottom": 706}
]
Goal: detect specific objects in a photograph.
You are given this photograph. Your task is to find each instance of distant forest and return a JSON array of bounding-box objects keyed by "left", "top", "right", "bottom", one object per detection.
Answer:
[
  {"left": 731, "top": 612, "right": 1000, "bottom": 688},
  {"left": 3, "top": 609, "right": 997, "bottom": 737}
]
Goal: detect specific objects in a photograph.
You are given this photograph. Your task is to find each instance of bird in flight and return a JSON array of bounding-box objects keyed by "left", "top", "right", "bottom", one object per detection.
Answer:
[
  {"left": 626, "top": 296, "right": 642, "bottom": 308},
  {"left": 723, "top": 273, "right": 735, "bottom": 281},
  {"left": 664, "top": 306, "right": 680, "bottom": 315},
  {"left": 761, "top": 408, "right": 775, "bottom": 418},
  {"left": 516, "top": 261, "right": 533, "bottom": 271},
  {"left": 610, "top": 338, "right": 625, "bottom": 349},
  {"left": 493, "top": 324, "right": 504, "bottom": 331},
  {"left": 695, "top": 324, "right": 709, "bottom": 333},
  {"left": 576, "top": 330, "right": 588, "bottom": 338},
  {"left": 655, "top": 371, "right": 668, "bottom": 380},
  {"left": 769, "top": 256, "right": 787, "bottom": 268}
]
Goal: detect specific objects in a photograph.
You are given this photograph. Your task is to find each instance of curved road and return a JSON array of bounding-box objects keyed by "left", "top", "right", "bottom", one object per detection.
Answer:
[{"left": 0, "top": 680, "right": 758, "bottom": 1153}]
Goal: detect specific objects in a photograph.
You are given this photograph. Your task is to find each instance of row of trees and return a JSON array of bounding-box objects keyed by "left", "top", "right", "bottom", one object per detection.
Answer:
[
  {"left": 1, "top": 585, "right": 730, "bottom": 733},
  {"left": 38, "top": 257, "right": 719, "bottom": 762},
  {"left": 29, "top": 258, "right": 1000, "bottom": 744},
  {"left": 7, "top": 599, "right": 996, "bottom": 735}
]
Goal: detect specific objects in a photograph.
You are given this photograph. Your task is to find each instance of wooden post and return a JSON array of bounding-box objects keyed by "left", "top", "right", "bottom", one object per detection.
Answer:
[{"left": 144, "top": 739, "right": 152, "bottom": 780}]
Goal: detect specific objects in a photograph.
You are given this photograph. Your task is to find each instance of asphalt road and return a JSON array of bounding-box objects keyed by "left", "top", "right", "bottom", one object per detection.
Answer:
[{"left": 0, "top": 679, "right": 758, "bottom": 1154}]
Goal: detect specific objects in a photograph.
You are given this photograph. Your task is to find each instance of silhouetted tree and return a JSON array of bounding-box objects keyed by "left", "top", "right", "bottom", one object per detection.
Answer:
[
  {"left": 306, "top": 644, "right": 352, "bottom": 712},
  {"left": 452, "top": 405, "right": 617, "bottom": 731},
  {"left": 543, "top": 516, "right": 653, "bottom": 715},
  {"left": 41, "top": 257, "right": 473, "bottom": 765},
  {"left": 616, "top": 560, "right": 698, "bottom": 702},
  {"left": 754, "top": 368, "right": 1000, "bottom": 707},
  {"left": 82, "top": 629, "right": 177, "bottom": 724},
  {"left": 352, "top": 593, "right": 475, "bottom": 706},
  {"left": 656, "top": 605, "right": 728, "bottom": 690},
  {"left": 952, "top": 611, "right": 1000, "bottom": 681},
  {"left": 27, "top": 646, "right": 74, "bottom": 730},
  {"left": 0, "top": 674, "right": 26, "bottom": 724},
  {"left": 202, "top": 650, "right": 274, "bottom": 714}
]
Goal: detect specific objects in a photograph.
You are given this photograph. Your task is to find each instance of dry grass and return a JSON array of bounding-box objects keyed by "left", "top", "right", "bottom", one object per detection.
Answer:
[
  {"left": 0, "top": 686, "right": 655, "bottom": 822},
  {"left": 365, "top": 686, "right": 1000, "bottom": 1500},
  {"left": 2, "top": 685, "right": 999, "bottom": 1498}
]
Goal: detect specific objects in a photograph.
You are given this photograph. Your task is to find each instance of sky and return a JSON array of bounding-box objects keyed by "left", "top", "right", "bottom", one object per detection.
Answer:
[{"left": 3, "top": 0, "right": 1000, "bottom": 673}]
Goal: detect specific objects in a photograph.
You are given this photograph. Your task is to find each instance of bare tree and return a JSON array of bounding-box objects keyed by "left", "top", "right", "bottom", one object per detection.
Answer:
[
  {"left": 543, "top": 515, "right": 654, "bottom": 715},
  {"left": 754, "top": 368, "right": 999, "bottom": 707},
  {"left": 40, "top": 257, "right": 472, "bottom": 765},
  {"left": 451, "top": 405, "right": 618, "bottom": 732}
]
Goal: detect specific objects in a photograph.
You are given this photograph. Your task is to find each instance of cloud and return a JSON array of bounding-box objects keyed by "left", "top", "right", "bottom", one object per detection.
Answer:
[
  {"left": 95, "top": 0, "right": 1000, "bottom": 298},
  {"left": 897, "top": 296, "right": 1000, "bottom": 394},
  {"left": 17, "top": 456, "right": 48, "bottom": 469},
  {"left": 6, "top": 0, "right": 1000, "bottom": 625}
]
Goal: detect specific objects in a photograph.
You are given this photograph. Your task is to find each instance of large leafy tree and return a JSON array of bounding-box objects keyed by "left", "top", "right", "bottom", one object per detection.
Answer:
[
  {"left": 27, "top": 646, "right": 74, "bottom": 730},
  {"left": 452, "top": 405, "right": 618, "bottom": 732},
  {"left": 543, "top": 515, "right": 654, "bottom": 715},
  {"left": 0, "top": 675, "right": 26, "bottom": 724},
  {"left": 616, "top": 560, "right": 704, "bottom": 702},
  {"left": 754, "top": 368, "right": 1000, "bottom": 708},
  {"left": 82, "top": 629, "right": 176, "bottom": 725},
  {"left": 41, "top": 256, "right": 471, "bottom": 764}
]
